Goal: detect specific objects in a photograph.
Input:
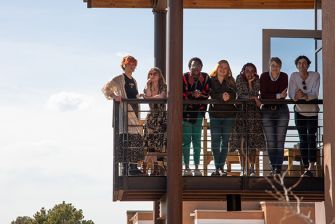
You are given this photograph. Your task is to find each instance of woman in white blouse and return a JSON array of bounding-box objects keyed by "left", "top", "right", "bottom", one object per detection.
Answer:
[{"left": 289, "top": 55, "right": 320, "bottom": 177}]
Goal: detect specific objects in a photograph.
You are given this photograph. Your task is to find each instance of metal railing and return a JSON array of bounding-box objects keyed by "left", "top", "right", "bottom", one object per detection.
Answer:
[{"left": 112, "top": 98, "right": 323, "bottom": 178}]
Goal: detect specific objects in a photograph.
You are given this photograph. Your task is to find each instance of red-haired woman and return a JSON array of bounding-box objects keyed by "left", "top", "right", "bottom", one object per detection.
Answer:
[{"left": 102, "top": 55, "right": 144, "bottom": 176}]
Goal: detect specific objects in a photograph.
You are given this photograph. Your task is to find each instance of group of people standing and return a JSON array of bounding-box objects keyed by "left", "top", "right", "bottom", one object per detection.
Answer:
[{"left": 102, "top": 54, "right": 320, "bottom": 178}]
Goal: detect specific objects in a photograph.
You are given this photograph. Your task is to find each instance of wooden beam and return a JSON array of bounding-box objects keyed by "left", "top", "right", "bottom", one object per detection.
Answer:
[
  {"left": 88, "top": 0, "right": 152, "bottom": 8},
  {"left": 322, "top": 0, "right": 335, "bottom": 223},
  {"left": 166, "top": 0, "right": 183, "bottom": 223},
  {"left": 153, "top": 8, "right": 166, "bottom": 77},
  {"left": 86, "top": 0, "right": 314, "bottom": 9},
  {"left": 184, "top": 0, "right": 314, "bottom": 9}
]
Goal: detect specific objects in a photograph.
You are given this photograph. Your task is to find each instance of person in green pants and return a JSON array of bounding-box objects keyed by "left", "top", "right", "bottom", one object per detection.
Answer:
[{"left": 182, "top": 57, "right": 210, "bottom": 176}]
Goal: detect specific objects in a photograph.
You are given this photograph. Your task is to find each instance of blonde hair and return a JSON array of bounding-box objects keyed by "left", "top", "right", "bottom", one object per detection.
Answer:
[
  {"left": 147, "top": 67, "right": 166, "bottom": 92},
  {"left": 209, "top": 60, "right": 236, "bottom": 88}
]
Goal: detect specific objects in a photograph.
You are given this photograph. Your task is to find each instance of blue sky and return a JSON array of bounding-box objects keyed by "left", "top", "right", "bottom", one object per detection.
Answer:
[{"left": 0, "top": 1, "right": 316, "bottom": 223}]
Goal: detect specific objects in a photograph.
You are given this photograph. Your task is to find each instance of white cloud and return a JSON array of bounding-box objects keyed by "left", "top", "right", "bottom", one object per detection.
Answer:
[{"left": 46, "top": 91, "right": 93, "bottom": 112}]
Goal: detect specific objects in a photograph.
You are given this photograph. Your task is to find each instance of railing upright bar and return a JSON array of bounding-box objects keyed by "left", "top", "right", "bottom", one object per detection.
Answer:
[
  {"left": 203, "top": 119, "right": 208, "bottom": 176},
  {"left": 113, "top": 100, "right": 120, "bottom": 195}
]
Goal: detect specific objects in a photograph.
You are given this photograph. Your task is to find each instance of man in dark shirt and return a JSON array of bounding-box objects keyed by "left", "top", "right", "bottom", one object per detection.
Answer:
[{"left": 182, "top": 57, "right": 210, "bottom": 176}]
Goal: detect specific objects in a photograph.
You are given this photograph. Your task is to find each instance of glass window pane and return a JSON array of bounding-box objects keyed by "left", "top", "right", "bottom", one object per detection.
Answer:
[{"left": 270, "top": 37, "right": 315, "bottom": 75}]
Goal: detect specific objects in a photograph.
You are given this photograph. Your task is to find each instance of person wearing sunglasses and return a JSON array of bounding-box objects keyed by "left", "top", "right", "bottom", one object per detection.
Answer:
[
  {"left": 289, "top": 55, "right": 320, "bottom": 177},
  {"left": 142, "top": 67, "right": 167, "bottom": 175}
]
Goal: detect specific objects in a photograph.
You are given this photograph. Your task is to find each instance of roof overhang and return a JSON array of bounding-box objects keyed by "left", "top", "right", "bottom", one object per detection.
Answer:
[{"left": 84, "top": 0, "right": 315, "bottom": 9}]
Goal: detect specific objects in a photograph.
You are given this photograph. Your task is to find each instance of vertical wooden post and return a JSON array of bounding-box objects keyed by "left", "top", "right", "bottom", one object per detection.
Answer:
[
  {"left": 153, "top": 200, "right": 160, "bottom": 224},
  {"left": 166, "top": 0, "right": 183, "bottom": 224},
  {"left": 153, "top": 2, "right": 167, "bottom": 222},
  {"left": 153, "top": 9, "right": 166, "bottom": 77},
  {"left": 322, "top": 0, "right": 335, "bottom": 223}
]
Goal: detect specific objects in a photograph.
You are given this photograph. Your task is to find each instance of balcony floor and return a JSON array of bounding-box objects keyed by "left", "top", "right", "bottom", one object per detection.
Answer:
[{"left": 113, "top": 176, "right": 324, "bottom": 201}]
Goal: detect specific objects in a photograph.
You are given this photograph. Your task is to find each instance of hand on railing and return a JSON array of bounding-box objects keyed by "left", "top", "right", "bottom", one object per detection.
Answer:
[
  {"left": 250, "top": 96, "right": 262, "bottom": 108},
  {"left": 279, "top": 88, "right": 288, "bottom": 99},
  {"left": 114, "top": 96, "right": 122, "bottom": 102}
]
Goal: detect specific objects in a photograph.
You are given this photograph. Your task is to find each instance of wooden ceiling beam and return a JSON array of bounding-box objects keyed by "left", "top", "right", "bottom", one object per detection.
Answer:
[
  {"left": 85, "top": 0, "right": 315, "bottom": 9},
  {"left": 184, "top": 0, "right": 315, "bottom": 9}
]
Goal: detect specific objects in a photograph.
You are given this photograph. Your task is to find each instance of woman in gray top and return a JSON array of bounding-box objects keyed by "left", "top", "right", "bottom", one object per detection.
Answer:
[{"left": 289, "top": 55, "right": 320, "bottom": 177}]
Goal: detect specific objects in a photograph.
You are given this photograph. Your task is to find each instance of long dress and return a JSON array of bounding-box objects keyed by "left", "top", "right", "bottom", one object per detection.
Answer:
[
  {"left": 229, "top": 74, "right": 265, "bottom": 154},
  {"left": 143, "top": 84, "right": 168, "bottom": 153},
  {"left": 102, "top": 74, "right": 144, "bottom": 164}
]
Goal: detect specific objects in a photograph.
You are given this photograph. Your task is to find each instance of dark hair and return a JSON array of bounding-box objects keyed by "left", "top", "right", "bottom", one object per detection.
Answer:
[
  {"left": 188, "top": 57, "right": 203, "bottom": 69},
  {"left": 295, "top": 55, "right": 311, "bottom": 66},
  {"left": 269, "top": 57, "right": 282, "bottom": 67},
  {"left": 240, "top": 62, "right": 257, "bottom": 75}
]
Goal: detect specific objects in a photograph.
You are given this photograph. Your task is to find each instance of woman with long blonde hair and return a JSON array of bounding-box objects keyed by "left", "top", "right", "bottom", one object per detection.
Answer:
[
  {"left": 209, "top": 60, "right": 236, "bottom": 87},
  {"left": 208, "top": 60, "right": 237, "bottom": 176}
]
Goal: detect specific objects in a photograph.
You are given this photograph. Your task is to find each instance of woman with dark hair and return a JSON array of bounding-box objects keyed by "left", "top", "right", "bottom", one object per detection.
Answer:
[
  {"left": 182, "top": 57, "right": 210, "bottom": 176},
  {"left": 142, "top": 67, "right": 168, "bottom": 175},
  {"left": 102, "top": 55, "right": 144, "bottom": 176},
  {"left": 260, "top": 57, "right": 289, "bottom": 175},
  {"left": 230, "top": 63, "right": 265, "bottom": 176},
  {"left": 289, "top": 55, "right": 320, "bottom": 177},
  {"left": 208, "top": 60, "right": 237, "bottom": 176}
]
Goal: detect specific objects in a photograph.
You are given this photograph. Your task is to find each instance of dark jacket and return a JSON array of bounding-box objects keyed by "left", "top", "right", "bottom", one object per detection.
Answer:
[
  {"left": 183, "top": 72, "right": 210, "bottom": 123},
  {"left": 260, "top": 71, "right": 288, "bottom": 100},
  {"left": 209, "top": 77, "right": 237, "bottom": 118}
]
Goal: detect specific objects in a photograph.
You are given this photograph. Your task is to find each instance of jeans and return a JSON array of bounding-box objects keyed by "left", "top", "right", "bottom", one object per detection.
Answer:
[
  {"left": 183, "top": 116, "right": 203, "bottom": 166},
  {"left": 210, "top": 117, "right": 235, "bottom": 170},
  {"left": 262, "top": 105, "right": 289, "bottom": 171},
  {"left": 295, "top": 112, "right": 318, "bottom": 168}
]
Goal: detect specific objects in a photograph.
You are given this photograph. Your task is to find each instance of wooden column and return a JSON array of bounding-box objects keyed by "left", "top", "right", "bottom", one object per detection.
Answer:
[
  {"left": 153, "top": 2, "right": 167, "bottom": 223},
  {"left": 153, "top": 200, "right": 162, "bottom": 224},
  {"left": 166, "top": 0, "right": 183, "bottom": 224},
  {"left": 322, "top": 0, "right": 335, "bottom": 223},
  {"left": 153, "top": 8, "right": 166, "bottom": 77}
]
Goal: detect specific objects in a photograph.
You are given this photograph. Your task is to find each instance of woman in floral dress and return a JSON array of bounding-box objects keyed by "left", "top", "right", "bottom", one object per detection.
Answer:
[
  {"left": 142, "top": 67, "right": 167, "bottom": 175},
  {"left": 230, "top": 63, "right": 265, "bottom": 176}
]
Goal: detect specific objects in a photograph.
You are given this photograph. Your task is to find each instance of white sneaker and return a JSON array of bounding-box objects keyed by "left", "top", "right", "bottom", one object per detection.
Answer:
[
  {"left": 183, "top": 169, "right": 193, "bottom": 176},
  {"left": 194, "top": 169, "right": 203, "bottom": 176},
  {"left": 249, "top": 171, "right": 256, "bottom": 176},
  {"left": 220, "top": 170, "right": 227, "bottom": 176}
]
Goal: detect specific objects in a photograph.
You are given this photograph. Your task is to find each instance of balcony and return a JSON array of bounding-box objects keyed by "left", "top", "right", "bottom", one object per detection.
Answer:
[{"left": 112, "top": 99, "right": 324, "bottom": 202}]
